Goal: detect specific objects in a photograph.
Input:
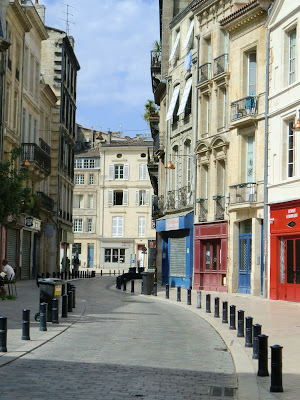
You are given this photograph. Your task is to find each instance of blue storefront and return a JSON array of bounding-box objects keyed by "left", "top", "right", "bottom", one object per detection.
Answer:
[{"left": 156, "top": 212, "right": 194, "bottom": 289}]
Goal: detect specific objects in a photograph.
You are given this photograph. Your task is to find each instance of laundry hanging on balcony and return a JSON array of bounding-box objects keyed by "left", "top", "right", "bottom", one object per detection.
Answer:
[{"left": 184, "top": 50, "right": 192, "bottom": 71}]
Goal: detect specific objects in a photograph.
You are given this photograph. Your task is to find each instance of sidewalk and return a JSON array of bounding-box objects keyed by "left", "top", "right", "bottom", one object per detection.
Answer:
[
  {"left": 0, "top": 279, "right": 86, "bottom": 368},
  {"left": 141, "top": 283, "right": 300, "bottom": 400}
]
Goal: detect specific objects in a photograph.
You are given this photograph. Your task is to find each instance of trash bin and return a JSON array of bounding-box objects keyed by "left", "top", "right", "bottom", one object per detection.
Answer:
[
  {"left": 141, "top": 271, "right": 155, "bottom": 295},
  {"left": 38, "top": 278, "right": 63, "bottom": 322}
]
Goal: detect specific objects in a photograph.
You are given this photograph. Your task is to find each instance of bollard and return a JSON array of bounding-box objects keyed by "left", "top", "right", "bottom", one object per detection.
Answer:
[
  {"left": 72, "top": 270, "right": 74, "bottom": 279},
  {"left": 22, "top": 309, "right": 30, "bottom": 340},
  {"left": 206, "top": 294, "right": 211, "bottom": 313},
  {"left": 270, "top": 345, "right": 283, "bottom": 392},
  {"left": 40, "top": 302, "right": 47, "bottom": 331},
  {"left": 141, "top": 281, "right": 144, "bottom": 294},
  {"left": 197, "top": 290, "right": 201, "bottom": 309},
  {"left": 187, "top": 288, "right": 191, "bottom": 305},
  {"left": 67, "top": 282, "right": 72, "bottom": 293},
  {"left": 237, "top": 310, "right": 245, "bottom": 337},
  {"left": 177, "top": 287, "right": 181, "bottom": 302},
  {"left": 116, "top": 277, "right": 121, "bottom": 289},
  {"left": 52, "top": 298, "right": 59, "bottom": 324},
  {"left": 62, "top": 294, "right": 68, "bottom": 318},
  {"left": 245, "top": 316, "right": 253, "bottom": 347},
  {"left": 258, "top": 334, "right": 269, "bottom": 377},
  {"left": 165, "top": 284, "right": 169, "bottom": 299},
  {"left": 101, "top": 269, "right": 103, "bottom": 276},
  {"left": 153, "top": 282, "right": 157, "bottom": 296},
  {"left": 109, "top": 270, "right": 111, "bottom": 276},
  {"left": 0, "top": 316, "right": 7, "bottom": 352},
  {"left": 229, "top": 305, "right": 236, "bottom": 330},
  {"left": 67, "top": 291, "right": 73, "bottom": 313},
  {"left": 123, "top": 269, "right": 125, "bottom": 274},
  {"left": 252, "top": 324, "right": 262, "bottom": 359},
  {"left": 131, "top": 280, "right": 134, "bottom": 293},
  {"left": 68, "top": 271, "right": 71, "bottom": 280},
  {"left": 114, "top": 270, "right": 116, "bottom": 276},
  {"left": 214, "top": 297, "right": 220, "bottom": 318},
  {"left": 222, "top": 301, "right": 228, "bottom": 323},
  {"left": 71, "top": 286, "right": 76, "bottom": 308},
  {"left": 61, "top": 283, "right": 65, "bottom": 296},
  {"left": 123, "top": 281, "right": 126, "bottom": 291}
]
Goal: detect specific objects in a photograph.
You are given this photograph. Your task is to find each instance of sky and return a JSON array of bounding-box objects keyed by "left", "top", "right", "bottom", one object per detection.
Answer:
[{"left": 42, "top": 0, "right": 159, "bottom": 136}]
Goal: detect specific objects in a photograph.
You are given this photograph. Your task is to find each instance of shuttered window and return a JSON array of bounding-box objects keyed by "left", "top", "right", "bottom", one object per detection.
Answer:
[
  {"left": 139, "top": 164, "right": 147, "bottom": 180},
  {"left": 109, "top": 164, "right": 129, "bottom": 180},
  {"left": 138, "top": 216, "right": 146, "bottom": 237},
  {"left": 289, "top": 29, "right": 296, "bottom": 84},
  {"left": 112, "top": 216, "right": 123, "bottom": 237},
  {"left": 248, "top": 52, "right": 256, "bottom": 95}
]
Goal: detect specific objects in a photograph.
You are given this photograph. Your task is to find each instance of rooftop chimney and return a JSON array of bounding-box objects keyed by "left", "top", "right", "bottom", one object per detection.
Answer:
[{"left": 34, "top": 1, "right": 46, "bottom": 24}]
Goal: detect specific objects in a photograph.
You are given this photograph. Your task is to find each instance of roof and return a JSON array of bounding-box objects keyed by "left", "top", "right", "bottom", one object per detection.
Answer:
[
  {"left": 220, "top": 1, "right": 260, "bottom": 26},
  {"left": 190, "top": 0, "right": 210, "bottom": 12},
  {"left": 100, "top": 139, "right": 153, "bottom": 148},
  {"left": 75, "top": 148, "right": 100, "bottom": 157}
]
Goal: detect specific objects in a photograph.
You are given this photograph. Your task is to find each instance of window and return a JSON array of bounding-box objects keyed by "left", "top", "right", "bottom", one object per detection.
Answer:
[
  {"left": 138, "top": 216, "right": 146, "bottom": 237},
  {"left": 21, "top": 108, "right": 26, "bottom": 142},
  {"left": 184, "top": 141, "right": 191, "bottom": 190},
  {"left": 201, "top": 95, "right": 210, "bottom": 134},
  {"left": 105, "top": 248, "right": 125, "bottom": 263},
  {"left": 87, "top": 218, "right": 92, "bottom": 232},
  {"left": 135, "top": 190, "right": 150, "bottom": 206},
  {"left": 218, "top": 88, "right": 227, "bottom": 129},
  {"left": 139, "top": 164, "right": 147, "bottom": 180},
  {"left": 109, "top": 164, "right": 129, "bottom": 180},
  {"left": 28, "top": 114, "right": 32, "bottom": 141},
  {"left": 89, "top": 173, "right": 94, "bottom": 185},
  {"left": 5, "top": 83, "right": 10, "bottom": 125},
  {"left": 13, "top": 91, "right": 18, "bottom": 131},
  {"left": 246, "top": 135, "right": 254, "bottom": 182},
  {"left": 73, "top": 219, "right": 83, "bottom": 232},
  {"left": 75, "top": 159, "right": 82, "bottom": 169},
  {"left": 112, "top": 216, "right": 123, "bottom": 237},
  {"left": 108, "top": 190, "right": 128, "bottom": 206},
  {"left": 75, "top": 174, "right": 84, "bottom": 184},
  {"left": 73, "top": 195, "right": 84, "bottom": 208},
  {"left": 289, "top": 29, "right": 296, "bottom": 85},
  {"left": 29, "top": 54, "right": 34, "bottom": 94},
  {"left": 173, "top": 91, "right": 180, "bottom": 125},
  {"left": 115, "top": 164, "right": 123, "bottom": 179},
  {"left": 83, "top": 159, "right": 95, "bottom": 169},
  {"left": 87, "top": 195, "right": 94, "bottom": 209},
  {"left": 288, "top": 121, "right": 295, "bottom": 178},
  {"left": 72, "top": 243, "right": 81, "bottom": 265},
  {"left": 33, "top": 120, "right": 37, "bottom": 143},
  {"left": 248, "top": 51, "right": 256, "bottom": 95},
  {"left": 169, "top": 30, "right": 180, "bottom": 61}
]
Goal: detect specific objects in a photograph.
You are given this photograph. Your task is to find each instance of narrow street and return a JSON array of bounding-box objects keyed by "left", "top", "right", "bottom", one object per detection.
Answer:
[{"left": 0, "top": 278, "right": 236, "bottom": 399}]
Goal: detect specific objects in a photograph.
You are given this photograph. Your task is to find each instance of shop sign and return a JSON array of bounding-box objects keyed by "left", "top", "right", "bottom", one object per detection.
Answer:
[{"left": 166, "top": 218, "right": 179, "bottom": 231}]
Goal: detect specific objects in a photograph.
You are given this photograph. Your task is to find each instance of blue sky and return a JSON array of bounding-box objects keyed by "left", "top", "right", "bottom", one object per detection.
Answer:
[{"left": 42, "top": 0, "right": 159, "bottom": 136}]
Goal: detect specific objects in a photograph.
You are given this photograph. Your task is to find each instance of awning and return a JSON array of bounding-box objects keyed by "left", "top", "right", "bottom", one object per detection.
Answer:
[
  {"left": 182, "top": 20, "right": 194, "bottom": 51},
  {"left": 166, "top": 85, "right": 180, "bottom": 121},
  {"left": 169, "top": 32, "right": 180, "bottom": 61},
  {"left": 177, "top": 77, "right": 192, "bottom": 115}
]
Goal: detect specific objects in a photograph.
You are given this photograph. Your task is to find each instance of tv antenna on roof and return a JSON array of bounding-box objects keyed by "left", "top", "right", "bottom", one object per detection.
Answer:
[{"left": 59, "top": 3, "right": 75, "bottom": 36}]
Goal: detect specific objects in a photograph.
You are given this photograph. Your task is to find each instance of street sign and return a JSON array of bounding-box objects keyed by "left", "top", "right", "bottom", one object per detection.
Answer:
[{"left": 142, "top": 246, "right": 147, "bottom": 254}]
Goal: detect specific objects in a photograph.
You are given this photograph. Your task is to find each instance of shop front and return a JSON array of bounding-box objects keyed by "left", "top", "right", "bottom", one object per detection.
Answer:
[{"left": 270, "top": 200, "right": 300, "bottom": 302}]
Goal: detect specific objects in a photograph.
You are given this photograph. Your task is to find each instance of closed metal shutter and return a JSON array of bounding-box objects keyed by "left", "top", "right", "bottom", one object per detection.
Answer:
[
  {"left": 21, "top": 230, "right": 31, "bottom": 279},
  {"left": 7, "top": 228, "right": 18, "bottom": 269},
  {"left": 170, "top": 236, "right": 186, "bottom": 277}
]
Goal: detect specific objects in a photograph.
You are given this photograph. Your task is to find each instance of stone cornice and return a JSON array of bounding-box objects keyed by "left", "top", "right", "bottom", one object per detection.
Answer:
[
  {"left": 22, "top": 6, "right": 48, "bottom": 41},
  {"left": 40, "top": 83, "right": 58, "bottom": 106},
  {"left": 9, "top": 0, "right": 32, "bottom": 32}
]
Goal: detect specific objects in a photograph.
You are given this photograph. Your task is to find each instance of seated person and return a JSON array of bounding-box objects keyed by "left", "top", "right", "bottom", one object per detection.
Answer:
[{"left": 2, "top": 259, "right": 15, "bottom": 280}]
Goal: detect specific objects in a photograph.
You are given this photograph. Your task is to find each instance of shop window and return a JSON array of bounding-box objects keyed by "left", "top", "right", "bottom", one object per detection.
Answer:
[
  {"left": 104, "top": 248, "right": 125, "bottom": 263},
  {"left": 203, "top": 240, "right": 221, "bottom": 271}
]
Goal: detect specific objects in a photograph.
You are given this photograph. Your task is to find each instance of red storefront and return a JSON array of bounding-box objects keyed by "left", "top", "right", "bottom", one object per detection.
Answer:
[
  {"left": 194, "top": 221, "right": 228, "bottom": 291},
  {"left": 270, "top": 200, "right": 300, "bottom": 302}
]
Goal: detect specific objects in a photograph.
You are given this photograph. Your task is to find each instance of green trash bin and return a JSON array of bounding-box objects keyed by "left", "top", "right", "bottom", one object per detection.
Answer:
[
  {"left": 141, "top": 271, "right": 155, "bottom": 295},
  {"left": 38, "top": 278, "right": 63, "bottom": 321}
]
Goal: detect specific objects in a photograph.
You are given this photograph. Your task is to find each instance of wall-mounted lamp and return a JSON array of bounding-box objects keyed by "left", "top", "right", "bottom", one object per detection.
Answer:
[
  {"left": 165, "top": 154, "right": 195, "bottom": 169},
  {"left": 22, "top": 159, "right": 30, "bottom": 167},
  {"left": 292, "top": 110, "right": 300, "bottom": 131},
  {"left": 165, "top": 161, "right": 175, "bottom": 169}
]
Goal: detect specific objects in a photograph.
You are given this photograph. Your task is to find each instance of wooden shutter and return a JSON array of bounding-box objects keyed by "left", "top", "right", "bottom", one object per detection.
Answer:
[
  {"left": 135, "top": 190, "right": 139, "bottom": 206},
  {"left": 248, "top": 52, "right": 256, "bottom": 95},
  {"left": 139, "top": 164, "right": 146, "bottom": 180},
  {"left": 73, "top": 195, "right": 79, "bottom": 208},
  {"left": 138, "top": 216, "right": 145, "bottom": 237},
  {"left": 124, "top": 164, "right": 129, "bottom": 180},
  {"left": 118, "top": 217, "right": 123, "bottom": 237},
  {"left": 123, "top": 190, "right": 128, "bottom": 206},
  {"left": 146, "top": 190, "right": 150, "bottom": 206},
  {"left": 112, "top": 217, "right": 117, "bottom": 236},
  {"left": 108, "top": 190, "right": 113, "bottom": 206},
  {"left": 108, "top": 164, "right": 114, "bottom": 180}
]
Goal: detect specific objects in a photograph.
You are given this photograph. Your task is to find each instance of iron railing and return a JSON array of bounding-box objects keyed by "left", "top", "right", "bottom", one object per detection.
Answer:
[
  {"left": 198, "top": 63, "right": 211, "bottom": 83},
  {"left": 21, "top": 143, "right": 51, "bottom": 173},
  {"left": 39, "top": 138, "right": 51, "bottom": 155},
  {"left": 229, "top": 183, "right": 257, "bottom": 204},
  {"left": 152, "top": 195, "right": 164, "bottom": 218},
  {"left": 214, "top": 195, "right": 225, "bottom": 220},
  {"left": 213, "top": 54, "right": 228, "bottom": 76},
  {"left": 197, "top": 198, "right": 208, "bottom": 222},
  {"left": 231, "top": 96, "right": 258, "bottom": 121},
  {"left": 151, "top": 50, "right": 161, "bottom": 68},
  {"left": 166, "top": 187, "right": 193, "bottom": 211},
  {"left": 36, "top": 191, "right": 54, "bottom": 212}
]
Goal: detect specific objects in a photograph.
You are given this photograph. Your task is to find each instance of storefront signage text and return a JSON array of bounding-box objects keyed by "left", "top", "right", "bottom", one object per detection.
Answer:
[
  {"left": 166, "top": 218, "right": 179, "bottom": 231},
  {"left": 286, "top": 208, "right": 298, "bottom": 219}
]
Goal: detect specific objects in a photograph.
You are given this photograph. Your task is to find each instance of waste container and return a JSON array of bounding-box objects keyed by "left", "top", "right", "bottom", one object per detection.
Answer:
[
  {"left": 141, "top": 271, "right": 155, "bottom": 295},
  {"left": 37, "top": 278, "right": 63, "bottom": 322}
]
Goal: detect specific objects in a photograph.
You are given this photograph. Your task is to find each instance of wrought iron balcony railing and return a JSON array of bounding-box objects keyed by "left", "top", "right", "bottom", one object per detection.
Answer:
[
  {"left": 166, "top": 187, "right": 193, "bottom": 211},
  {"left": 152, "top": 195, "right": 164, "bottom": 218},
  {"left": 231, "top": 96, "right": 258, "bottom": 121},
  {"left": 151, "top": 50, "right": 161, "bottom": 68},
  {"left": 213, "top": 54, "right": 228, "bottom": 76},
  {"left": 229, "top": 183, "right": 257, "bottom": 204},
  {"left": 198, "top": 63, "right": 211, "bottom": 83},
  {"left": 197, "top": 198, "right": 208, "bottom": 222},
  {"left": 213, "top": 195, "right": 225, "bottom": 220},
  {"left": 22, "top": 143, "right": 51, "bottom": 174},
  {"left": 39, "top": 138, "right": 51, "bottom": 155},
  {"left": 36, "top": 191, "right": 54, "bottom": 212}
]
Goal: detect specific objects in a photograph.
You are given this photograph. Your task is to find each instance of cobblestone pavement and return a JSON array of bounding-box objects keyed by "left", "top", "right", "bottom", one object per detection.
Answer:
[{"left": 0, "top": 278, "right": 237, "bottom": 400}]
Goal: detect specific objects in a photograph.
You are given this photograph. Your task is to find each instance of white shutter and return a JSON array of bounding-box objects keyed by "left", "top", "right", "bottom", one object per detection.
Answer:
[
  {"left": 73, "top": 195, "right": 79, "bottom": 208},
  {"left": 124, "top": 164, "right": 129, "bottom": 180},
  {"left": 169, "top": 31, "right": 180, "bottom": 61},
  {"left": 118, "top": 217, "right": 123, "bottom": 237},
  {"left": 139, "top": 164, "right": 147, "bottom": 180},
  {"left": 112, "top": 217, "right": 117, "bottom": 236},
  {"left": 248, "top": 52, "right": 256, "bottom": 95},
  {"left": 146, "top": 190, "right": 150, "bottom": 206},
  {"left": 182, "top": 20, "right": 194, "bottom": 51},
  {"left": 177, "top": 77, "right": 192, "bottom": 115},
  {"left": 135, "top": 190, "right": 139, "bottom": 206},
  {"left": 123, "top": 190, "right": 128, "bottom": 206},
  {"left": 108, "top": 190, "right": 113, "bottom": 206},
  {"left": 109, "top": 164, "right": 114, "bottom": 180},
  {"left": 166, "top": 85, "right": 180, "bottom": 121},
  {"left": 138, "top": 216, "right": 146, "bottom": 237}
]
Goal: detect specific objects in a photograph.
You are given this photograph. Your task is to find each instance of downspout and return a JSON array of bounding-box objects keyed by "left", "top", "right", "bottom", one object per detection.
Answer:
[
  {"left": 164, "top": 76, "right": 170, "bottom": 202},
  {"left": 100, "top": 150, "right": 105, "bottom": 270},
  {"left": 20, "top": 33, "right": 25, "bottom": 152}
]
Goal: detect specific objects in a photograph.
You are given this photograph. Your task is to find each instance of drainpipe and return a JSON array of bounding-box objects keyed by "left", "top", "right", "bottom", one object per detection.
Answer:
[
  {"left": 164, "top": 76, "right": 170, "bottom": 203},
  {"left": 193, "top": 35, "right": 200, "bottom": 216}
]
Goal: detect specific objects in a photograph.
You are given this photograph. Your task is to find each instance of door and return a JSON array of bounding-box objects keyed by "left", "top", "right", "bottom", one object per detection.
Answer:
[
  {"left": 238, "top": 233, "right": 252, "bottom": 294},
  {"left": 280, "top": 238, "right": 300, "bottom": 301},
  {"left": 87, "top": 244, "right": 94, "bottom": 268}
]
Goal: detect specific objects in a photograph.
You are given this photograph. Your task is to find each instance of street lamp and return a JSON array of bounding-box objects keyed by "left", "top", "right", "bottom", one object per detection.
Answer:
[{"left": 292, "top": 110, "right": 300, "bottom": 131}]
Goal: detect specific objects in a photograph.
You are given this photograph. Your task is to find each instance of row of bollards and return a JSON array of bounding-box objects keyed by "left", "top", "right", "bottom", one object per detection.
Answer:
[
  {"left": 41, "top": 271, "right": 95, "bottom": 280},
  {"left": 0, "top": 284, "right": 76, "bottom": 353}
]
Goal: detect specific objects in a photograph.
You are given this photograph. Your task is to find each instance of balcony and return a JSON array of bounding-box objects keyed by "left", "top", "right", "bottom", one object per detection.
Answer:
[
  {"left": 213, "top": 54, "right": 228, "bottom": 77},
  {"left": 198, "top": 63, "right": 211, "bottom": 84},
  {"left": 197, "top": 198, "right": 208, "bottom": 222},
  {"left": 229, "top": 183, "right": 257, "bottom": 204},
  {"left": 166, "top": 187, "right": 193, "bottom": 211},
  {"left": 151, "top": 50, "right": 161, "bottom": 93},
  {"left": 213, "top": 195, "right": 225, "bottom": 220},
  {"left": 39, "top": 138, "right": 51, "bottom": 155},
  {"left": 231, "top": 96, "right": 258, "bottom": 125},
  {"left": 22, "top": 143, "right": 51, "bottom": 174},
  {"left": 36, "top": 191, "right": 54, "bottom": 212},
  {"left": 152, "top": 195, "right": 164, "bottom": 218}
]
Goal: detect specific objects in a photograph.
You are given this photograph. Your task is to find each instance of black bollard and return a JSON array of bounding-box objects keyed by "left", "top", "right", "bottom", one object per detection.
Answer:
[
  {"left": 229, "top": 305, "right": 236, "bottom": 330},
  {"left": 101, "top": 270, "right": 102, "bottom": 276},
  {"left": 40, "top": 302, "right": 47, "bottom": 331},
  {"left": 22, "top": 309, "right": 30, "bottom": 340},
  {"left": 197, "top": 290, "right": 201, "bottom": 309},
  {"left": 206, "top": 294, "right": 211, "bottom": 313},
  {"left": 214, "top": 297, "right": 220, "bottom": 318},
  {"left": 62, "top": 294, "right": 68, "bottom": 318},
  {"left": 71, "top": 270, "right": 74, "bottom": 279},
  {"left": 68, "top": 271, "right": 71, "bottom": 280},
  {"left": 270, "top": 345, "right": 283, "bottom": 392},
  {"left": 67, "top": 291, "right": 73, "bottom": 313},
  {"left": 258, "top": 334, "right": 269, "bottom": 377},
  {"left": 222, "top": 301, "right": 228, "bottom": 323},
  {"left": 71, "top": 286, "right": 76, "bottom": 308},
  {"left": 0, "top": 316, "right": 7, "bottom": 352},
  {"left": 237, "top": 310, "right": 245, "bottom": 337},
  {"left": 187, "top": 288, "right": 191, "bottom": 305},
  {"left": 114, "top": 270, "right": 116, "bottom": 276},
  {"left": 61, "top": 283, "right": 65, "bottom": 296},
  {"left": 165, "top": 284, "right": 169, "bottom": 299},
  {"left": 52, "top": 298, "right": 59, "bottom": 324},
  {"left": 123, "top": 281, "right": 126, "bottom": 291},
  {"left": 177, "top": 286, "right": 181, "bottom": 302},
  {"left": 252, "top": 324, "right": 262, "bottom": 359},
  {"left": 60, "top": 271, "right": 63, "bottom": 279},
  {"left": 141, "top": 281, "right": 144, "bottom": 294},
  {"left": 153, "top": 282, "right": 157, "bottom": 296},
  {"left": 245, "top": 316, "right": 253, "bottom": 347},
  {"left": 64, "top": 271, "right": 67, "bottom": 280},
  {"left": 109, "top": 270, "right": 111, "bottom": 276},
  {"left": 131, "top": 280, "right": 134, "bottom": 293}
]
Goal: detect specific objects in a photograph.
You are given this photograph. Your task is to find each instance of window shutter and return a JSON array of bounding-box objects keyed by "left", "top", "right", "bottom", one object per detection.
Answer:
[
  {"left": 108, "top": 190, "right": 113, "bottom": 206},
  {"left": 135, "top": 190, "right": 139, "bottom": 206},
  {"left": 123, "top": 190, "right": 128, "bottom": 206},
  {"left": 139, "top": 164, "right": 147, "bottom": 180},
  {"left": 138, "top": 216, "right": 146, "bottom": 237},
  {"left": 124, "top": 164, "right": 129, "bottom": 180},
  {"left": 109, "top": 164, "right": 114, "bottom": 180},
  {"left": 146, "top": 190, "right": 150, "bottom": 206},
  {"left": 112, "top": 217, "right": 117, "bottom": 236},
  {"left": 248, "top": 52, "right": 256, "bottom": 95},
  {"left": 73, "top": 195, "right": 79, "bottom": 208},
  {"left": 118, "top": 217, "right": 123, "bottom": 237}
]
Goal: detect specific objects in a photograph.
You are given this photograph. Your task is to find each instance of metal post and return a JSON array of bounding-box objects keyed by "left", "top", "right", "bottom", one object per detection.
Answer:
[
  {"left": 40, "top": 302, "right": 47, "bottom": 331},
  {"left": 252, "top": 324, "right": 262, "bottom": 359},
  {"left": 237, "top": 310, "right": 245, "bottom": 337},
  {"left": 197, "top": 290, "right": 201, "bottom": 308},
  {"left": 187, "top": 288, "right": 191, "bottom": 305},
  {"left": 123, "top": 281, "right": 126, "bottom": 291},
  {"left": 114, "top": 270, "right": 116, "bottom": 276},
  {"left": 166, "top": 284, "right": 169, "bottom": 299},
  {"left": 68, "top": 291, "right": 73, "bottom": 313},
  {"left": 61, "top": 283, "right": 65, "bottom": 296},
  {"left": 229, "top": 305, "right": 236, "bottom": 330},
  {"left": 52, "top": 298, "right": 59, "bottom": 324},
  {"left": 109, "top": 270, "right": 111, "bottom": 276},
  {"left": 0, "top": 316, "right": 7, "bottom": 352},
  {"left": 141, "top": 280, "right": 144, "bottom": 294},
  {"left": 62, "top": 294, "right": 68, "bottom": 318},
  {"left": 153, "top": 282, "right": 157, "bottom": 296},
  {"left": 101, "top": 270, "right": 102, "bottom": 276},
  {"left": 222, "top": 301, "right": 228, "bottom": 323},
  {"left": 177, "top": 286, "right": 181, "bottom": 302},
  {"left": 214, "top": 297, "right": 220, "bottom": 318},
  {"left": 206, "top": 294, "right": 211, "bottom": 313},
  {"left": 270, "top": 345, "right": 283, "bottom": 392},
  {"left": 131, "top": 280, "right": 134, "bottom": 293},
  {"left": 258, "top": 334, "right": 269, "bottom": 377},
  {"left": 245, "top": 316, "right": 253, "bottom": 347},
  {"left": 22, "top": 309, "right": 30, "bottom": 340},
  {"left": 71, "top": 286, "right": 76, "bottom": 308}
]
